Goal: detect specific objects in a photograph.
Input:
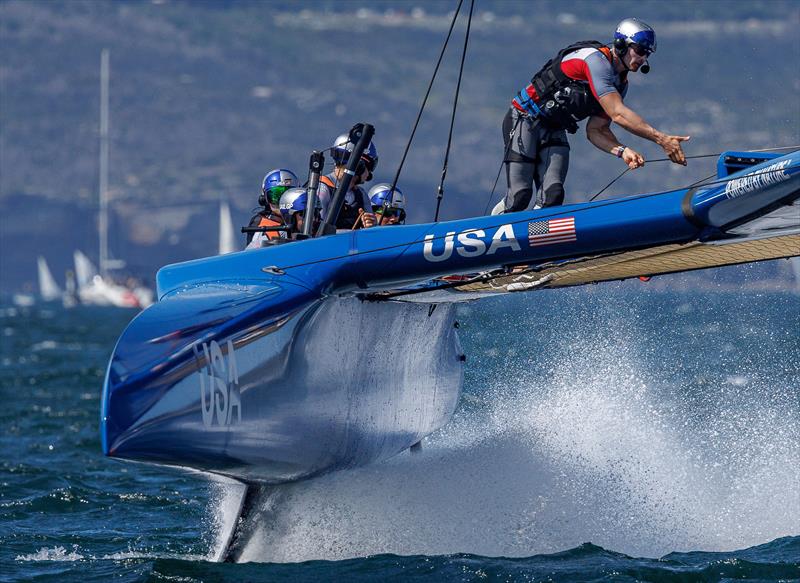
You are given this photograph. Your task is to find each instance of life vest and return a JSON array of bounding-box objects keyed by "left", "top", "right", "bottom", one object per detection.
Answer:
[
  {"left": 515, "top": 40, "right": 616, "bottom": 134},
  {"left": 320, "top": 175, "right": 366, "bottom": 230},
  {"left": 246, "top": 212, "right": 284, "bottom": 245}
]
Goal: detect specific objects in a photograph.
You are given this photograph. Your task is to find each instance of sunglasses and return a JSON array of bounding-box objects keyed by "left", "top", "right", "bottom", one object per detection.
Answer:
[
  {"left": 373, "top": 206, "right": 406, "bottom": 221},
  {"left": 631, "top": 44, "right": 652, "bottom": 57}
]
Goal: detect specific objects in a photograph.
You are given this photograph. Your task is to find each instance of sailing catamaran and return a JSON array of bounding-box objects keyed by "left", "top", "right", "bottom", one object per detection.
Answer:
[
  {"left": 100, "top": 130, "right": 799, "bottom": 559},
  {"left": 98, "top": 3, "right": 799, "bottom": 561}
]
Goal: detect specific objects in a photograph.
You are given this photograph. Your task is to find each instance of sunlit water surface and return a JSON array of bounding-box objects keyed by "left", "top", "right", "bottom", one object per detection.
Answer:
[{"left": 2, "top": 283, "right": 798, "bottom": 581}]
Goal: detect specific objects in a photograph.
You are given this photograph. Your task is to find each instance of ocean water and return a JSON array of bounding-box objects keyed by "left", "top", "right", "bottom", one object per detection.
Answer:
[{"left": 1, "top": 284, "right": 799, "bottom": 582}]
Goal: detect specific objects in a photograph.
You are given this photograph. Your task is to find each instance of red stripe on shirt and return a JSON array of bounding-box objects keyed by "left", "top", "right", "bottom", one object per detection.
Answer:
[{"left": 560, "top": 57, "right": 600, "bottom": 101}]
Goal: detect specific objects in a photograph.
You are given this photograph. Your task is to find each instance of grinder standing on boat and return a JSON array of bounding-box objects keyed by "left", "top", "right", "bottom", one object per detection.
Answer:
[{"left": 494, "top": 18, "right": 690, "bottom": 214}]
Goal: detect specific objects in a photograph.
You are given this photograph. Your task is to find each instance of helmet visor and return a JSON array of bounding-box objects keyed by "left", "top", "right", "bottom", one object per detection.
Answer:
[
  {"left": 630, "top": 28, "right": 656, "bottom": 53},
  {"left": 631, "top": 43, "right": 652, "bottom": 57},
  {"left": 267, "top": 185, "right": 291, "bottom": 206}
]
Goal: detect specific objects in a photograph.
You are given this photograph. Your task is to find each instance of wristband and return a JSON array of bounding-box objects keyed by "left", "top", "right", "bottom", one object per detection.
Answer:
[{"left": 613, "top": 145, "right": 626, "bottom": 158}]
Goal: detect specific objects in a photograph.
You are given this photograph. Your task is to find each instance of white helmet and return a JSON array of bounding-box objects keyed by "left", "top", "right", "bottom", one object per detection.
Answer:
[{"left": 331, "top": 133, "right": 379, "bottom": 175}]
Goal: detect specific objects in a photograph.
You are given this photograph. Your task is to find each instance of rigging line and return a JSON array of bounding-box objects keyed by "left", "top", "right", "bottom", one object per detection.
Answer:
[
  {"left": 591, "top": 145, "right": 800, "bottom": 201},
  {"left": 388, "top": 0, "right": 464, "bottom": 201},
  {"left": 483, "top": 112, "right": 523, "bottom": 215},
  {"left": 688, "top": 170, "right": 719, "bottom": 189},
  {"left": 590, "top": 168, "right": 630, "bottom": 201},
  {"left": 434, "top": 0, "right": 475, "bottom": 223},
  {"left": 274, "top": 162, "right": 800, "bottom": 272},
  {"left": 651, "top": 144, "right": 800, "bottom": 163}
]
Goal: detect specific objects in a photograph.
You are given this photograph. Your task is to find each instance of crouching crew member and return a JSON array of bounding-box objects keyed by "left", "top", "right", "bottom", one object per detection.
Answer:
[
  {"left": 494, "top": 18, "right": 690, "bottom": 214},
  {"left": 317, "top": 133, "right": 379, "bottom": 230},
  {"left": 246, "top": 168, "right": 298, "bottom": 249},
  {"left": 368, "top": 183, "right": 406, "bottom": 226}
]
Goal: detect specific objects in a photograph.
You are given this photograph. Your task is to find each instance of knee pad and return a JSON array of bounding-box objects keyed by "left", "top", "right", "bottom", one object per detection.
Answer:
[
  {"left": 542, "top": 184, "right": 565, "bottom": 207},
  {"left": 504, "top": 187, "right": 533, "bottom": 213}
]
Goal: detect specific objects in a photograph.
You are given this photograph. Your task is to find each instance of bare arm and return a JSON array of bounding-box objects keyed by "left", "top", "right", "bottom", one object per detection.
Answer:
[
  {"left": 598, "top": 91, "right": 690, "bottom": 165},
  {"left": 586, "top": 114, "right": 645, "bottom": 169},
  {"left": 586, "top": 114, "right": 622, "bottom": 152}
]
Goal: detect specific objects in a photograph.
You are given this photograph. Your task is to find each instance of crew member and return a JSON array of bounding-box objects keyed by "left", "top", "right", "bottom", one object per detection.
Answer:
[
  {"left": 494, "top": 18, "right": 690, "bottom": 214},
  {"left": 317, "top": 133, "right": 378, "bottom": 230},
  {"left": 245, "top": 168, "right": 297, "bottom": 249},
  {"left": 279, "top": 187, "right": 322, "bottom": 239},
  {"left": 368, "top": 183, "right": 406, "bottom": 225}
]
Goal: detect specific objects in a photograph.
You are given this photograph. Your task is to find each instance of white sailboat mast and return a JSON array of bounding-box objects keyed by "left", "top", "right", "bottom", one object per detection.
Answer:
[{"left": 99, "top": 48, "right": 110, "bottom": 278}]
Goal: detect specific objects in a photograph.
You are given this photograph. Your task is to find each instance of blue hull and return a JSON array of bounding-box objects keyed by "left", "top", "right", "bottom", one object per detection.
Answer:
[
  {"left": 101, "top": 150, "right": 799, "bottom": 484},
  {"left": 102, "top": 291, "right": 462, "bottom": 483}
]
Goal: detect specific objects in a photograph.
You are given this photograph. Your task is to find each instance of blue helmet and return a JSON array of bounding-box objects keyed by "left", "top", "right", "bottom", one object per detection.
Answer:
[
  {"left": 368, "top": 183, "right": 405, "bottom": 209},
  {"left": 331, "top": 133, "right": 379, "bottom": 174},
  {"left": 614, "top": 18, "right": 657, "bottom": 55},
  {"left": 368, "top": 183, "right": 406, "bottom": 223},
  {"left": 261, "top": 169, "right": 298, "bottom": 209}
]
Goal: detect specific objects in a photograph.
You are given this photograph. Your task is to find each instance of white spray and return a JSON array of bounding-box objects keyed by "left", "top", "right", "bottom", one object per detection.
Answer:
[{"left": 208, "top": 292, "right": 800, "bottom": 563}]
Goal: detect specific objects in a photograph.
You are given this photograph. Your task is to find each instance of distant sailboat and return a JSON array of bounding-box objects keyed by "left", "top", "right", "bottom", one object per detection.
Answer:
[
  {"left": 37, "top": 256, "right": 62, "bottom": 302},
  {"left": 218, "top": 201, "right": 237, "bottom": 255},
  {"left": 74, "top": 250, "right": 97, "bottom": 292},
  {"left": 73, "top": 48, "right": 153, "bottom": 309},
  {"left": 73, "top": 250, "right": 146, "bottom": 308}
]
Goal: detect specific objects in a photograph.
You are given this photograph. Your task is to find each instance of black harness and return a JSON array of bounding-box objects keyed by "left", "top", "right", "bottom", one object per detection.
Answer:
[
  {"left": 320, "top": 175, "right": 367, "bottom": 230},
  {"left": 337, "top": 189, "right": 366, "bottom": 229},
  {"left": 517, "top": 40, "right": 619, "bottom": 134}
]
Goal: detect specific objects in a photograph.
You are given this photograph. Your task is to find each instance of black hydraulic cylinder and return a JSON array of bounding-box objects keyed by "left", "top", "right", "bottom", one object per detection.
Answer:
[
  {"left": 302, "top": 151, "right": 325, "bottom": 238},
  {"left": 316, "top": 122, "right": 374, "bottom": 237}
]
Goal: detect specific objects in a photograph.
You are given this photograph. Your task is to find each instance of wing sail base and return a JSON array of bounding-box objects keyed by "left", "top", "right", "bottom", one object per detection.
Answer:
[{"left": 457, "top": 234, "right": 800, "bottom": 293}]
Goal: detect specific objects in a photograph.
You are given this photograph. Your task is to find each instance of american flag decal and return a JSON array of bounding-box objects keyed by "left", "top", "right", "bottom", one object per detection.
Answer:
[{"left": 528, "top": 217, "right": 576, "bottom": 246}]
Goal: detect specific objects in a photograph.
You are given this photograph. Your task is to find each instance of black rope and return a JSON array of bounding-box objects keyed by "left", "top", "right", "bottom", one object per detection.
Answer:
[
  {"left": 590, "top": 168, "right": 630, "bottom": 201},
  {"left": 273, "top": 161, "right": 800, "bottom": 273},
  {"left": 644, "top": 144, "right": 800, "bottom": 163},
  {"left": 687, "top": 171, "right": 719, "bottom": 189},
  {"left": 434, "top": 0, "right": 474, "bottom": 223},
  {"left": 483, "top": 113, "right": 523, "bottom": 215},
  {"left": 589, "top": 144, "right": 800, "bottom": 201},
  {"left": 388, "top": 0, "right": 463, "bottom": 206}
]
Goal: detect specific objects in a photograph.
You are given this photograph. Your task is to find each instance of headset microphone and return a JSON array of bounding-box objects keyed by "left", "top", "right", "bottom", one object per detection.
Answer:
[{"left": 640, "top": 60, "right": 650, "bottom": 74}]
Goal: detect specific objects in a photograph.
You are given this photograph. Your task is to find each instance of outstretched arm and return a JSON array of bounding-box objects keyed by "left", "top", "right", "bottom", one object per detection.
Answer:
[
  {"left": 586, "top": 114, "right": 645, "bottom": 169},
  {"left": 598, "top": 91, "right": 690, "bottom": 165}
]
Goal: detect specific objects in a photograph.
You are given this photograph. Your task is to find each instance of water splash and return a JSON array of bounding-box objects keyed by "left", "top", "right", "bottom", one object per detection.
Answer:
[
  {"left": 206, "top": 293, "right": 799, "bottom": 563},
  {"left": 15, "top": 546, "right": 85, "bottom": 562}
]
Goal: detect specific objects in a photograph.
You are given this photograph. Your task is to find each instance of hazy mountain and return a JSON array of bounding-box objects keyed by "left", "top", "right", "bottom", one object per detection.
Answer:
[{"left": 1, "top": 0, "right": 798, "bottom": 291}]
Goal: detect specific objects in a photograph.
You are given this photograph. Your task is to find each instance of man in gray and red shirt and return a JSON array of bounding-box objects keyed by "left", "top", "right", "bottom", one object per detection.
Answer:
[{"left": 494, "top": 18, "right": 690, "bottom": 214}]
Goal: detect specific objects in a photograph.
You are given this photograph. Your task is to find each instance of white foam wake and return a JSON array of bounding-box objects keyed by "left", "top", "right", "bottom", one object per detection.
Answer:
[{"left": 207, "top": 300, "right": 800, "bottom": 563}]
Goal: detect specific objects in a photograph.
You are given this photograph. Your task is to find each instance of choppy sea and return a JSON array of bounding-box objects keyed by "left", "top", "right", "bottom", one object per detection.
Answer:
[{"left": 2, "top": 281, "right": 799, "bottom": 582}]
